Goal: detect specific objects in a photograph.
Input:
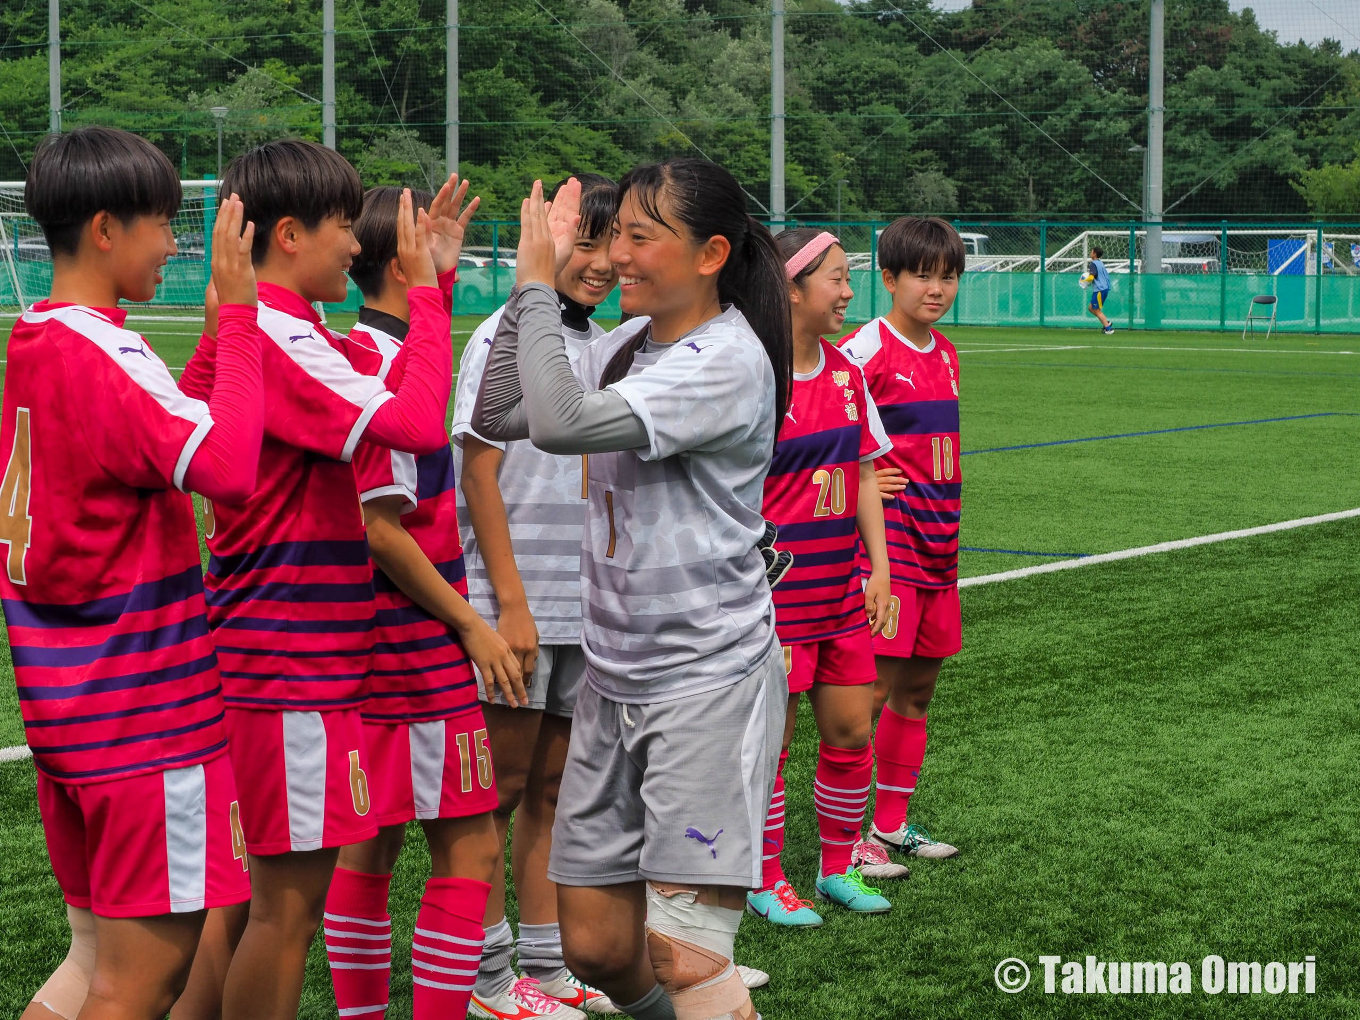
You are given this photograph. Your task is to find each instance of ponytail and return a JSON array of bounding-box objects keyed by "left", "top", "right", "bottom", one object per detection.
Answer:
[{"left": 600, "top": 159, "right": 792, "bottom": 435}]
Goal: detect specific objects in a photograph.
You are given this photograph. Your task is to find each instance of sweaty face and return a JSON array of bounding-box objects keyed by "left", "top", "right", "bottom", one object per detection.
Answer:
[
  {"left": 889, "top": 262, "right": 959, "bottom": 326},
  {"left": 610, "top": 189, "right": 708, "bottom": 320},
  {"left": 557, "top": 230, "right": 618, "bottom": 308},
  {"left": 297, "top": 214, "right": 360, "bottom": 305},
  {"left": 110, "top": 214, "right": 177, "bottom": 304},
  {"left": 793, "top": 245, "right": 853, "bottom": 338}
]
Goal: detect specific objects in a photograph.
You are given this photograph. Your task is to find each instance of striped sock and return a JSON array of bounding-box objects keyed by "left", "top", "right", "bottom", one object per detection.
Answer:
[
  {"left": 873, "top": 707, "right": 927, "bottom": 833},
  {"left": 815, "top": 742, "right": 873, "bottom": 877},
  {"left": 412, "top": 877, "right": 490, "bottom": 1020},
  {"left": 759, "top": 750, "right": 790, "bottom": 891},
  {"left": 323, "top": 868, "right": 392, "bottom": 1020}
]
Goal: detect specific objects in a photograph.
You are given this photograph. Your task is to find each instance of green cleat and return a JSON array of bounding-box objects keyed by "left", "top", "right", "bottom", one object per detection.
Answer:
[{"left": 814, "top": 866, "right": 892, "bottom": 914}]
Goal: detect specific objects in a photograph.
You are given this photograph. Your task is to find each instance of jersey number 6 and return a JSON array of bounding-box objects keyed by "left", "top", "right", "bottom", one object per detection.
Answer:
[{"left": 0, "top": 407, "right": 34, "bottom": 585}]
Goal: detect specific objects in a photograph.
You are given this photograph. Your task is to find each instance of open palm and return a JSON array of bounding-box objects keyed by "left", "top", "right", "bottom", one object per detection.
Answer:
[{"left": 426, "top": 173, "right": 480, "bottom": 275}]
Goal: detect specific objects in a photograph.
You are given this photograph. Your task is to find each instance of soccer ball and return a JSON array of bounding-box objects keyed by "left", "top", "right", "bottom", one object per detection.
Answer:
[{"left": 1079, "top": 274, "right": 1092, "bottom": 289}]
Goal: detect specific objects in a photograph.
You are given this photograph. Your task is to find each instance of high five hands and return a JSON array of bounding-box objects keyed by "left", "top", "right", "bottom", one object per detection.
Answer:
[
  {"left": 516, "top": 178, "right": 582, "bottom": 290},
  {"left": 424, "top": 172, "right": 480, "bottom": 277}
]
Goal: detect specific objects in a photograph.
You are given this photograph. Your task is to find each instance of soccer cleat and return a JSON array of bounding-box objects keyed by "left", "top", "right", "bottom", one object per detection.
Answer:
[
  {"left": 469, "top": 977, "right": 587, "bottom": 1020},
  {"left": 737, "top": 964, "right": 770, "bottom": 989},
  {"left": 851, "top": 837, "right": 910, "bottom": 880},
  {"left": 534, "top": 971, "right": 621, "bottom": 1014},
  {"left": 814, "top": 866, "right": 892, "bottom": 913},
  {"left": 746, "top": 880, "right": 823, "bottom": 927},
  {"left": 870, "top": 822, "right": 959, "bottom": 859},
  {"left": 757, "top": 520, "right": 794, "bottom": 588},
  {"left": 1103, "top": 324, "right": 1115, "bottom": 334}
]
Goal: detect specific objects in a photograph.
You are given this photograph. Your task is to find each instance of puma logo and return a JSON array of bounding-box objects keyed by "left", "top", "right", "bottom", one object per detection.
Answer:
[
  {"left": 896, "top": 371, "right": 916, "bottom": 389},
  {"left": 118, "top": 344, "right": 152, "bottom": 360},
  {"left": 684, "top": 341, "right": 710, "bottom": 354},
  {"left": 684, "top": 827, "right": 724, "bottom": 858},
  {"left": 288, "top": 333, "right": 312, "bottom": 344}
]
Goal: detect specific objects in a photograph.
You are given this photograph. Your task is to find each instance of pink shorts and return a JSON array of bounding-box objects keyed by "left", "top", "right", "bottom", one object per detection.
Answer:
[
  {"left": 782, "top": 628, "right": 878, "bottom": 695},
  {"left": 363, "top": 710, "right": 499, "bottom": 827},
  {"left": 38, "top": 754, "right": 251, "bottom": 918},
  {"left": 872, "top": 582, "right": 962, "bottom": 659},
  {"left": 224, "top": 707, "right": 379, "bottom": 856}
]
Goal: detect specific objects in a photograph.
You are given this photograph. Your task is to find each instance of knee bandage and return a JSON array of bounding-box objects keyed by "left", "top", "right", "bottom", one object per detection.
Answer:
[
  {"left": 32, "top": 904, "right": 95, "bottom": 1020},
  {"left": 644, "top": 884, "right": 754, "bottom": 1020}
]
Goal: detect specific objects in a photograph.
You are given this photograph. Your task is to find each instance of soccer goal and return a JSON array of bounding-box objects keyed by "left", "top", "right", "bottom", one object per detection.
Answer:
[{"left": 0, "top": 179, "right": 223, "bottom": 315}]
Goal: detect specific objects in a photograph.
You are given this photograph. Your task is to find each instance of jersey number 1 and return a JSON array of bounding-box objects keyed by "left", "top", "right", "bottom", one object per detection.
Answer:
[{"left": 0, "top": 407, "right": 33, "bottom": 585}]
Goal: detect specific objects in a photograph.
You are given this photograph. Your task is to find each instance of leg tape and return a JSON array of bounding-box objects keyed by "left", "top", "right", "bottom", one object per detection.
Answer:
[
  {"left": 32, "top": 905, "right": 96, "bottom": 1020},
  {"left": 645, "top": 885, "right": 752, "bottom": 1020}
]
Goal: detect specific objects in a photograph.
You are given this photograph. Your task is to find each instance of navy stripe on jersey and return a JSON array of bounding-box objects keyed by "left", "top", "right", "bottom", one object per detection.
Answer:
[
  {"left": 1, "top": 566, "right": 203, "bottom": 631},
  {"left": 416, "top": 444, "right": 457, "bottom": 500},
  {"left": 23, "top": 687, "right": 222, "bottom": 728},
  {"left": 910, "top": 481, "right": 963, "bottom": 501},
  {"left": 28, "top": 712, "right": 224, "bottom": 755},
  {"left": 39, "top": 739, "right": 230, "bottom": 782},
  {"left": 373, "top": 557, "right": 464, "bottom": 595},
  {"left": 11, "top": 616, "right": 211, "bottom": 669},
  {"left": 205, "top": 580, "right": 376, "bottom": 608},
  {"left": 207, "top": 538, "right": 371, "bottom": 578},
  {"left": 18, "top": 654, "right": 220, "bottom": 700},
  {"left": 775, "top": 517, "right": 859, "bottom": 544},
  {"left": 877, "top": 399, "right": 960, "bottom": 436},
  {"left": 769, "top": 425, "right": 861, "bottom": 477}
]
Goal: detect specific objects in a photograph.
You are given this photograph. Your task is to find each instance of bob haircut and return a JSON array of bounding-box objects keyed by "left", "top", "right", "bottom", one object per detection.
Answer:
[
  {"left": 221, "top": 139, "right": 364, "bottom": 263},
  {"left": 548, "top": 172, "right": 618, "bottom": 241},
  {"left": 348, "top": 185, "right": 434, "bottom": 298},
  {"left": 25, "top": 127, "right": 181, "bottom": 258},
  {"left": 878, "top": 216, "right": 966, "bottom": 278}
]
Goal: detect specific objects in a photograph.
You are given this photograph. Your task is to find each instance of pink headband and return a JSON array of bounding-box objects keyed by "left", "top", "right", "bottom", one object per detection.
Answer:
[{"left": 784, "top": 231, "right": 839, "bottom": 280}]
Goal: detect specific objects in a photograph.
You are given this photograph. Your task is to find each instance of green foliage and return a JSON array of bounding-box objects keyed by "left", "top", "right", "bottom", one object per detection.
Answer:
[
  {"left": 1292, "top": 146, "right": 1360, "bottom": 216},
  {"left": 0, "top": 0, "right": 1357, "bottom": 217}
]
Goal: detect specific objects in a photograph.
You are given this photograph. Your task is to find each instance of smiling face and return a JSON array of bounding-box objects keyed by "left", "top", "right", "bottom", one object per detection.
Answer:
[
  {"left": 289, "top": 214, "right": 360, "bottom": 305},
  {"left": 609, "top": 187, "right": 726, "bottom": 321},
  {"left": 106, "top": 213, "right": 177, "bottom": 304},
  {"left": 885, "top": 260, "right": 959, "bottom": 327},
  {"left": 556, "top": 228, "right": 618, "bottom": 307},
  {"left": 790, "top": 244, "right": 853, "bottom": 338}
]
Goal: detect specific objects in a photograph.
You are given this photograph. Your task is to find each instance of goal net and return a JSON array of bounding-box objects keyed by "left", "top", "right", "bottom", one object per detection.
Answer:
[{"left": 1, "top": 180, "right": 222, "bottom": 315}]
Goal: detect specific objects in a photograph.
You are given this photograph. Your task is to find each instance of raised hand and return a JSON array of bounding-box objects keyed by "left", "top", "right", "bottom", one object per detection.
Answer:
[
  {"left": 426, "top": 172, "right": 480, "bottom": 275},
  {"left": 544, "top": 176, "right": 582, "bottom": 275},
  {"left": 395, "top": 188, "right": 438, "bottom": 291},
  {"left": 210, "top": 195, "right": 257, "bottom": 309},
  {"left": 516, "top": 179, "right": 557, "bottom": 289}
]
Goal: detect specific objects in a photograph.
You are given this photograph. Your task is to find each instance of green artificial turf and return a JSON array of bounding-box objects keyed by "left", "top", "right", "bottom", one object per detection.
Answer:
[{"left": 0, "top": 317, "right": 1357, "bottom": 1016}]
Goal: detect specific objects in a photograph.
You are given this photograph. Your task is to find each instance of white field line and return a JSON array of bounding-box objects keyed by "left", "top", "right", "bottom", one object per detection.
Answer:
[
  {"left": 957, "top": 345, "right": 1090, "bottom": 354},
  {"left": 3, "top": 507, "right": 1357, "bottom": 765},
  {"left": 960, "top": 507, "right": 1360, "bottom": 588}
]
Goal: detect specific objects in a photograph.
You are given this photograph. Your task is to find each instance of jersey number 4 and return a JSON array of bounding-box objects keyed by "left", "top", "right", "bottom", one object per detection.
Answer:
[{"left": 0, "top": 407, "right": 34, "bottom": 585}]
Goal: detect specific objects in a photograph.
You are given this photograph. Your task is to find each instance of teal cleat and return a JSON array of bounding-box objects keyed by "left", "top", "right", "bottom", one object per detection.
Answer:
[
  {"left": 745, "top": 880, "right": 823, "bottom": 928},
  {"left": 814, "top": 867, "right": 892, "bottom": 914}
]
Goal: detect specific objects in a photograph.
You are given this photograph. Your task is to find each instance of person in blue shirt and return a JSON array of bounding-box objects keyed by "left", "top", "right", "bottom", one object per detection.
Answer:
[{"left": 1081, "top": 246, "right": 1114, "bottom": 334}]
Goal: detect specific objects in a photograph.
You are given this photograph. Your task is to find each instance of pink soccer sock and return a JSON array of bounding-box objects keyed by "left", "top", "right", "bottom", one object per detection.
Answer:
[
  {"left": 814, "top": 742, "right": 873, "bottom": 877},
  {"left": 760, "top": 749, "right": 790, "bottom": 891},
  {"left": 412, "top": 877, "right": 491, "bottom": 1020},
  {"left": 873, "top": 707, "right": 927, "bottom": 833},
  {"left": 324, "top": 868, "right": 393, "bottom": 1020}
]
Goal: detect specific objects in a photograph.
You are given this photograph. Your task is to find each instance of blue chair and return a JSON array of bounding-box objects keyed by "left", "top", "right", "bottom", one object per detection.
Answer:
[{"left": 1243, "top": 294, "right": 1276, "bottom": 340}]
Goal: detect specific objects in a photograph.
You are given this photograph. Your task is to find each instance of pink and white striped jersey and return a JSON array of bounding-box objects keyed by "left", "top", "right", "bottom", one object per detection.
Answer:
[
  {"left": 762, "top": 340, "right": 891, "bottom": 645},
  {"left": 839, "top": 318, "right": 961, "bottom": 589},
  {"left": 0, "top": 302, "right": 228, "bottom": 783},
  {"left": 203, "top": 283, "right": 393, "bottom": 712},
  {"left": 340, "top": 309, "right": 479, "bottom": 724}
]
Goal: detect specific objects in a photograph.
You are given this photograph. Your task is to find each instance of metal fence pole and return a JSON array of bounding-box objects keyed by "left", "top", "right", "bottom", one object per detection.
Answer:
[
  {"left": 446, "top": 0, "right": 458, "bottom": 175},
  {"left": 322, "top": 0, "right": 336, "bottom": 149},
  {"left": 1219, "top": 221, "right": 1228, "bottom": 328},
  {"left": 48, "top": 0, "right": 61, "bottom": 132},
  {"left": 770, "top": 0, "right": 785, "bottom": 229},
  {"left": 1038, "top": 220, "right": 1047, "bottom": 327},
  {"left": 1315, "top": 223, "right": 1324, "bottom": 333},
  {"left": 1128, "top": 221, "right": 1136, "bottom": 328},
  {"left": 869, "top": 225, "right": 878, "bottom": 322}
]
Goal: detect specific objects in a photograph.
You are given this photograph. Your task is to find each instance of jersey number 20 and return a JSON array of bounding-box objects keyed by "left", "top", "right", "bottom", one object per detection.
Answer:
[
  {"left": 812, "top": 467, "right": 847, "bottom": 517},
  {"left": 0, "top": 407, "right": 34, "bottom": 585}
]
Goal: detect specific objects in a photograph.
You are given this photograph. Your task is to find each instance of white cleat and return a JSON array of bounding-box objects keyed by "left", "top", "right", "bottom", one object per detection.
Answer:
[
  {"left": 851, "top": 837, "right": 911, "bottom": 879},
  {"left": 870, "top": 822, "right": 959, "bottom": 859},
  {"left": 469, "top": 976, "right": 587, "bottom": 1020},
  {"left": 737, "top": 964, "right": 770, "bottom": 989},
  {"left": 535, "top": 970, "right": 621, "bottom": 1014}
]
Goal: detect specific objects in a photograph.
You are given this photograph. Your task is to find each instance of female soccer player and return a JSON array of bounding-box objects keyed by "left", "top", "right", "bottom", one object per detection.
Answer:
[
  {"left": 745, "top": 228, "right": 906, "bottom": 930},
  {"left": 451, "top": 174, "right": 621, "bottom": 1019},
  {"left": 473, "top": 160, "right": 791, "bottom": 1020}
]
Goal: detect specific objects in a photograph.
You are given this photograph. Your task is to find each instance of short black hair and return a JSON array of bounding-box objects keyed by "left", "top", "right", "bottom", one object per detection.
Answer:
[
  {"left": 221, "top": 139, "right": 363, "bottom": 263},
  {"left": 25, "top": 127, "right": 181, "bottom": 258},
  {"left": 776, "top": 226, "right": 843, "bottom": 285},
  {"left": 548, "top": 172, "right": 618, "bottom": 241},
  {"left": 879, "top": 216, "right": 966, "bottom": 278},
  {"left": 349, "top": 186, "right": 434, "bottom": 298},
  {"left": 1091, "top": 246, "right": 1104, "bottom": 258}
]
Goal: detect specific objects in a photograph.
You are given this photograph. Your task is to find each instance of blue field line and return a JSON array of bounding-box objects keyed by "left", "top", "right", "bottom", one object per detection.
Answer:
[
  {"left": 961, "top": 546, "right": 1089, "bottom": 558},
  {"left": 963, "top": 412, "right": 1352, "bottom": 456}
]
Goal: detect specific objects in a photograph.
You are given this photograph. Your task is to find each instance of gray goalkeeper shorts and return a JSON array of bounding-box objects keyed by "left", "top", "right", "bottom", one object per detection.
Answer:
[{"left": 547, "top": 645, "right": 787, "bottom": 889}]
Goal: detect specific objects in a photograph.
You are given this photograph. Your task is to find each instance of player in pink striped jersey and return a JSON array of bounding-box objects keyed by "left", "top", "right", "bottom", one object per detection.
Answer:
[
  {"left": 839, "top": 217, "right": 966, "bottom": 863},
  {"left": 319, "top": 183, "right": 527, "bottom": 1020},
  {"left": 2, "top": 128, "right": 262, "bottom": 1020},
  {"left": 745, "top": 229, "right": 901, "bottom": 929},
  {"left": 178, "top": 143, "right": 460, "bottom": 1020}
]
